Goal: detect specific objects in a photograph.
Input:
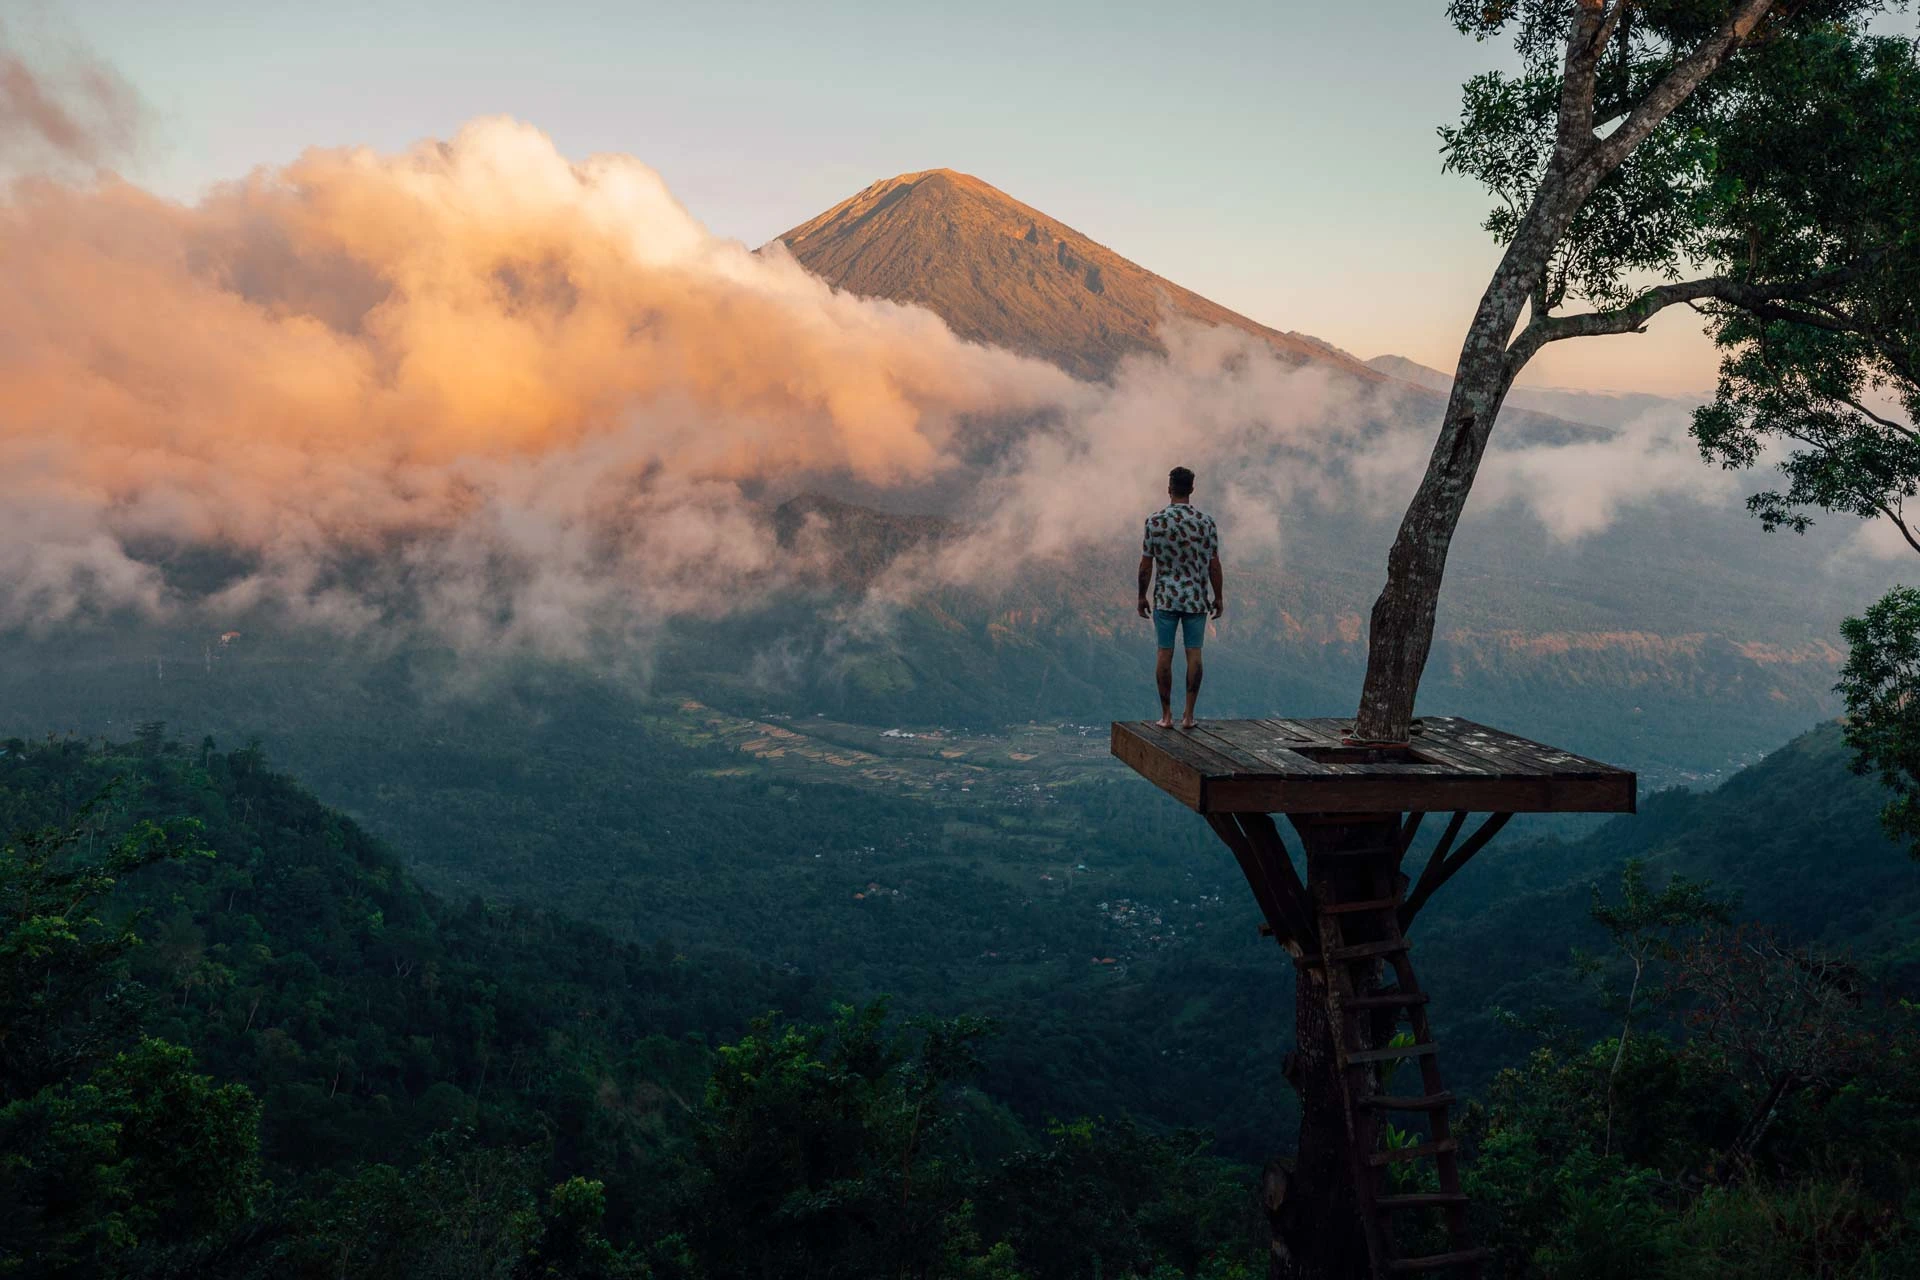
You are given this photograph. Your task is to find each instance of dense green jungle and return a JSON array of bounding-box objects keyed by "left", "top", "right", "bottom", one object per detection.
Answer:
[{"left": 6, "top": 683, "right": 1920, "bottom": 1276}]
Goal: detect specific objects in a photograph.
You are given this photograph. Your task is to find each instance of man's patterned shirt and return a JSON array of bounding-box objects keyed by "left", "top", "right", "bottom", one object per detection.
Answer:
[{"left": 1142, "top": 503, "right": 1219, "bottom": 614}]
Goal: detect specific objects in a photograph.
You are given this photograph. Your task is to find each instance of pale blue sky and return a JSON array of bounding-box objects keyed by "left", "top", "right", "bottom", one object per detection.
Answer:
[{"left": 21, "top": 0, "right": 1761, "bottom": 391}]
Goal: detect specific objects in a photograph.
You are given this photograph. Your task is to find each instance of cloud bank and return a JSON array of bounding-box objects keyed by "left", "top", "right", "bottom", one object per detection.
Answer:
[
  {"left": 0, "top": 66, "right": 1735, "bottom": 655},
  {"left": 1, "top": 115, "right": 1088, "bottom": 649}
]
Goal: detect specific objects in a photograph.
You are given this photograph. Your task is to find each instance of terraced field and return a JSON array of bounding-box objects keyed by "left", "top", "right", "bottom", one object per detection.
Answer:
[{"left": 657, "top": 698, "right": 1122, "bottom": 801}]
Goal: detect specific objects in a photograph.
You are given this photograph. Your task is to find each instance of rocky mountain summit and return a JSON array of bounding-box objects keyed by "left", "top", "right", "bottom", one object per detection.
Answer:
[{"left": 775, "top": 168, "right": 1379, "bottom": 382}]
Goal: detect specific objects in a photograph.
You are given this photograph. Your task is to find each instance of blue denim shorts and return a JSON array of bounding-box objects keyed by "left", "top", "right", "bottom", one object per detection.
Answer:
[{"left": 1153, "top": 608, "right": 1206, "bottom": 651}]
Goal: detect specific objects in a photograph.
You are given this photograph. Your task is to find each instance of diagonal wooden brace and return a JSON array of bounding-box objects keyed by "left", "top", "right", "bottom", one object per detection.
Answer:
[
  {"left": 1206, "top": 812, "right": 1314, "bottom": 955},
  {"left": 1400, "top": 811, "right": 1513, "bottom": 930}
]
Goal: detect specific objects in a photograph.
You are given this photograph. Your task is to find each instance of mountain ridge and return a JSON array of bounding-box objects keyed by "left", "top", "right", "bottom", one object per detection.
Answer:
[{"left": 776, "top": 168, "right": 1383, "bottom": 382}]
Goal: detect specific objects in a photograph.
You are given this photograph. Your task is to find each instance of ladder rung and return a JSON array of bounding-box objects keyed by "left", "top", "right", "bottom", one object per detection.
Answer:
[
  {"left": 1361, "top": 1091, "right": 1454, "bottom": 1111},
  {"left": 1347, "top": 990, "right": 1429, "bottom": 1009},
  {"left": 1345, "top": 1042, "right": 1438, "bottom": 1065},
  {"left": 1375, "top": 1192, "right": 1468, "bottom": 1211},
  {"left": 1324, "top": 896, "right": 1401, "bottom": 915},
  {"left": 1367, "top": 1138, "right": 1457, "bottom": 1166},
  {"left": 1328, "top": 939, "right": 1409, "bottom": 963},
  {"left": 1388, "top": 1247, "right": 1492, "bottom": 1272},
  {"left": 1316, "top": 845, "right": 1399, "bottom": 858}
]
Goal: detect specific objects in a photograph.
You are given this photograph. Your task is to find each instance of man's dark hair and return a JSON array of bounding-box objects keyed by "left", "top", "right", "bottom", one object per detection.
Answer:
[{"left": 1168, "top": 466, "right": 1195, "bottom": 496}]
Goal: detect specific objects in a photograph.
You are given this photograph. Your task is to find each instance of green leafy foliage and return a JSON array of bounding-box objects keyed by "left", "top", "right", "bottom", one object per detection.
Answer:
[
  {"left": 1837, "top": 586, "right": 1920, "bottom": 855},
  {"left": 0, "top": 734, "right": 1263, "bottom": 1277},
  {"left": 0, "top": 796, "right": 261, "bottom": 1276},
  {"left": 7, "top": 713, "right": 1920, "bottom": 1275},
  {"left": 1686, "top": 19, "right": 1920, "bottom": 536},
  {"left": 1460, "top": 861, "right": 1920, "bottom": 1278}
]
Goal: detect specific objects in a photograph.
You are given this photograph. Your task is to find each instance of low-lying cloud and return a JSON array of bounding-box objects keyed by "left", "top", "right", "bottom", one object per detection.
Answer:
[
  {"left": 1, "top": 60, "right": 1738, "bottom": 656},
  {"left": 1, "top": 114, "right": 1084, "bottom": 649}
]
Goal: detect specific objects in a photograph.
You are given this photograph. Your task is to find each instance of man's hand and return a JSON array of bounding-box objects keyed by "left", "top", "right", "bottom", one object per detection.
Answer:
[
  {"left": 1210, "top": 597, "right": 1224, "bottom": 621},
  {"left": 1137, "top": 596, "right": 1151, "bottom": 619}
]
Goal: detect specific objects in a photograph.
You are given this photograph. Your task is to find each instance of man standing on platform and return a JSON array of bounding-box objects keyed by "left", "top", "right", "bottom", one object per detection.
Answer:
[{"left": 1137, "top": 465, "right": 1223, "bottom": 730}]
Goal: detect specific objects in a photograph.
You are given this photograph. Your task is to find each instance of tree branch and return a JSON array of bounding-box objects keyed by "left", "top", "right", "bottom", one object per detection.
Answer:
[
  {"left": 1505, "top": 261, "right": 1875, "bottom": 374},
  {"left": 1585, "top": 0, "right": 1775, "bottom": 175},
  {"left": 1733, "top": 298, "right": 1920, "bottom": 388},
  {"left": 1838, "top": 394, "right": 1920, "bottom": 440},
  {"left": 1556, "top": 2, "right": 1620, "bottom": 156},
  {"left": 1867, "top": 498, "right": 1920, "bottom": 558}
]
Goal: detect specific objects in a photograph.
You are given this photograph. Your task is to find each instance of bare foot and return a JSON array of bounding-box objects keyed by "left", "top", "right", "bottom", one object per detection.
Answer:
[
  {"left": 1155, "top": 714, "right": 1174, "bottom": 729},
  {"left": 1179, "top": 717, "right": 1198, "bottom": 731}
]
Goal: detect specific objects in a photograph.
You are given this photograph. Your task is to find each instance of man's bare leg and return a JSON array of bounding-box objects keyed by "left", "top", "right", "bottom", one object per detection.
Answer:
[
  {"left": 1180, "top": 650, "right": 1204, "bottom": 729},
  {"left": 1155, "top": 648, "right": 1175, "bottom": 728}
]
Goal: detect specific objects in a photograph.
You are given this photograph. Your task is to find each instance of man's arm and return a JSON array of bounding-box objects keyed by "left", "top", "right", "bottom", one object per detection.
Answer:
[
  {"left": 1137, "top": 556, "right": 1153, "bottom": 618},
  {"left": 1209, "top": 554, "right": 1224, "bottom": 620}
]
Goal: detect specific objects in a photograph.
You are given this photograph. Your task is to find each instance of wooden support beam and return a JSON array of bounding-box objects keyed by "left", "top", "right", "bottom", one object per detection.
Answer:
[
  {"left": 1237, "top": 812, "right": 1314, "bottom": 942},
  {"left": 1400, "top": 812, "right": 1514, "bottom": 930},
  {"left": 1205, "top": 813, "right": 1312, "bottom": 954},
  {"left": 1397, "top": 811, "right": 1427, "bottom": 857}
]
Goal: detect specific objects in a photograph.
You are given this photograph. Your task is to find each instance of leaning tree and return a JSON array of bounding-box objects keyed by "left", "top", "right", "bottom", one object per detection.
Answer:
[
  {"left": 1119, "top": 8, "right": 1918, "bottom": 1277},
  {"left": 1358, "top": 0, "right": 1919, "bottom": 745},
  {"left": 1181, "top": 3, "right": 1917, "bottom": 1277}
]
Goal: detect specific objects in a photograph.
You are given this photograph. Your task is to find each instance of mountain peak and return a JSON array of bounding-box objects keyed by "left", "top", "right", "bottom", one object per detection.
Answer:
[{"left": 776, "top": 169, "right": 1380, "bottom": 382}]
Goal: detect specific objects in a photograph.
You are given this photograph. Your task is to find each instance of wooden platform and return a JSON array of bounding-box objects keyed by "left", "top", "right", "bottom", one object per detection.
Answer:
[{"left": 1111, "top": 716, "right": 1635, "bottom": 815}]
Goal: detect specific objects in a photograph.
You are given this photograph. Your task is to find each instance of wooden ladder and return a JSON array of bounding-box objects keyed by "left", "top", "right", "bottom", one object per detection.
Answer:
[{"left": 1313, "top": 850, "right": 1489, "bottom": 1279}]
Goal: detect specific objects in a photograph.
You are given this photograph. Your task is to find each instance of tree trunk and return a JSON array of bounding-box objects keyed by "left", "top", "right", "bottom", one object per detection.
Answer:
[
  {"left": 1269, "top": 962, "right": 1372, "bottom": 1280},
  {"left": 1268, "top": 816, "right": 1400, "bottom": 1280},
  {"left": 1350, "top": 1, "right": 1766, "bottom": 742}
]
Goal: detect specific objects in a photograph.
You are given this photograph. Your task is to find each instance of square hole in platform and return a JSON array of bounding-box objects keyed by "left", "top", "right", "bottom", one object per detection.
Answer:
[{"left": 1291, "top": 744, "right": 1437, "bottom": 767}]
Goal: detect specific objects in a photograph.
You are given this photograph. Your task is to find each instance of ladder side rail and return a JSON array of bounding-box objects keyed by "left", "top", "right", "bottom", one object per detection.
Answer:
[
  {"left": 1313, "top": 845, "right": 1395, "bottom": 1278},
  {"left": 1388, "top": 952, "right": 1479, "bottom": 1271}
]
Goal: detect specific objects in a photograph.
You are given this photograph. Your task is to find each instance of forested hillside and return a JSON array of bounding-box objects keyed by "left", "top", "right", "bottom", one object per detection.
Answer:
[
  {"left": 0, "top": 731, "right": 1264, "bottom": 1277},
  {"left": 8, "top": 722, "right": 1920, "bottom": 1276},
  {"left": 1416, "top": 723, "right": 1920, "bottom": 1087}
]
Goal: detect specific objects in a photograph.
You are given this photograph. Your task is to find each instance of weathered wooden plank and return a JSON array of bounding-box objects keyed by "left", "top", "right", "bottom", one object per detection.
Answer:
[
  {"left": 1193, "top": 721, "right": 1343, "bottom": 774},
  {"left": 1323, "top": 896, "right": 1401, "bottom": 915},
  {"left": 1418, "top": 719, "right": 1541, "bottom": 774},
  {"left": 1258, "top": 717, "right": 1336, "bottom": 743},
  {"left": 1346, "top": 990, "right": 1431, "bottom": 1009},
  {"left": 1290, "top": 717, "right": 1350, "bottom": 741},
  {"left": 1119, "top": 721, "right": 1250, "bottom": 777},
  {"left": 1376, "top": 1192, "right": 1468, "bottom": 1209},
  {"left": 1327, "top": 939, "right": 1410, "bottom": 963},
  {"left": 1387, "top": 1246, "right": 1493, "bottom": 1272},
  {"left": 1550, "top": 777, "right": 1638, "bottom": 813},
  {"left": 1449, "top": 718, "right": 1619, "bottom": 775},
  {"left": 1346, "top": 1042, "right": 1438, "bottom": 1066},
  {"left": 1396, "top": 736, "right": 1504, "bottom": 776},
  {"left": 1109, "top": 724, "right": 1204, "bottom": 810},
  {"left": 1109, "top": 718, "right": 1636, "bottom": 815},
  {"left": 1183, "top": 727, "right": 1316, "bottom": 777},
  {"left": 1360, "top": 1092, "right": 1455, "bottom": 1112},
  {"left": 1203, "top": 775, "right": 1538, "bottom": 813},
  {"left": 1440, "top": 719, "right": 1618, "bottom": 779}
]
